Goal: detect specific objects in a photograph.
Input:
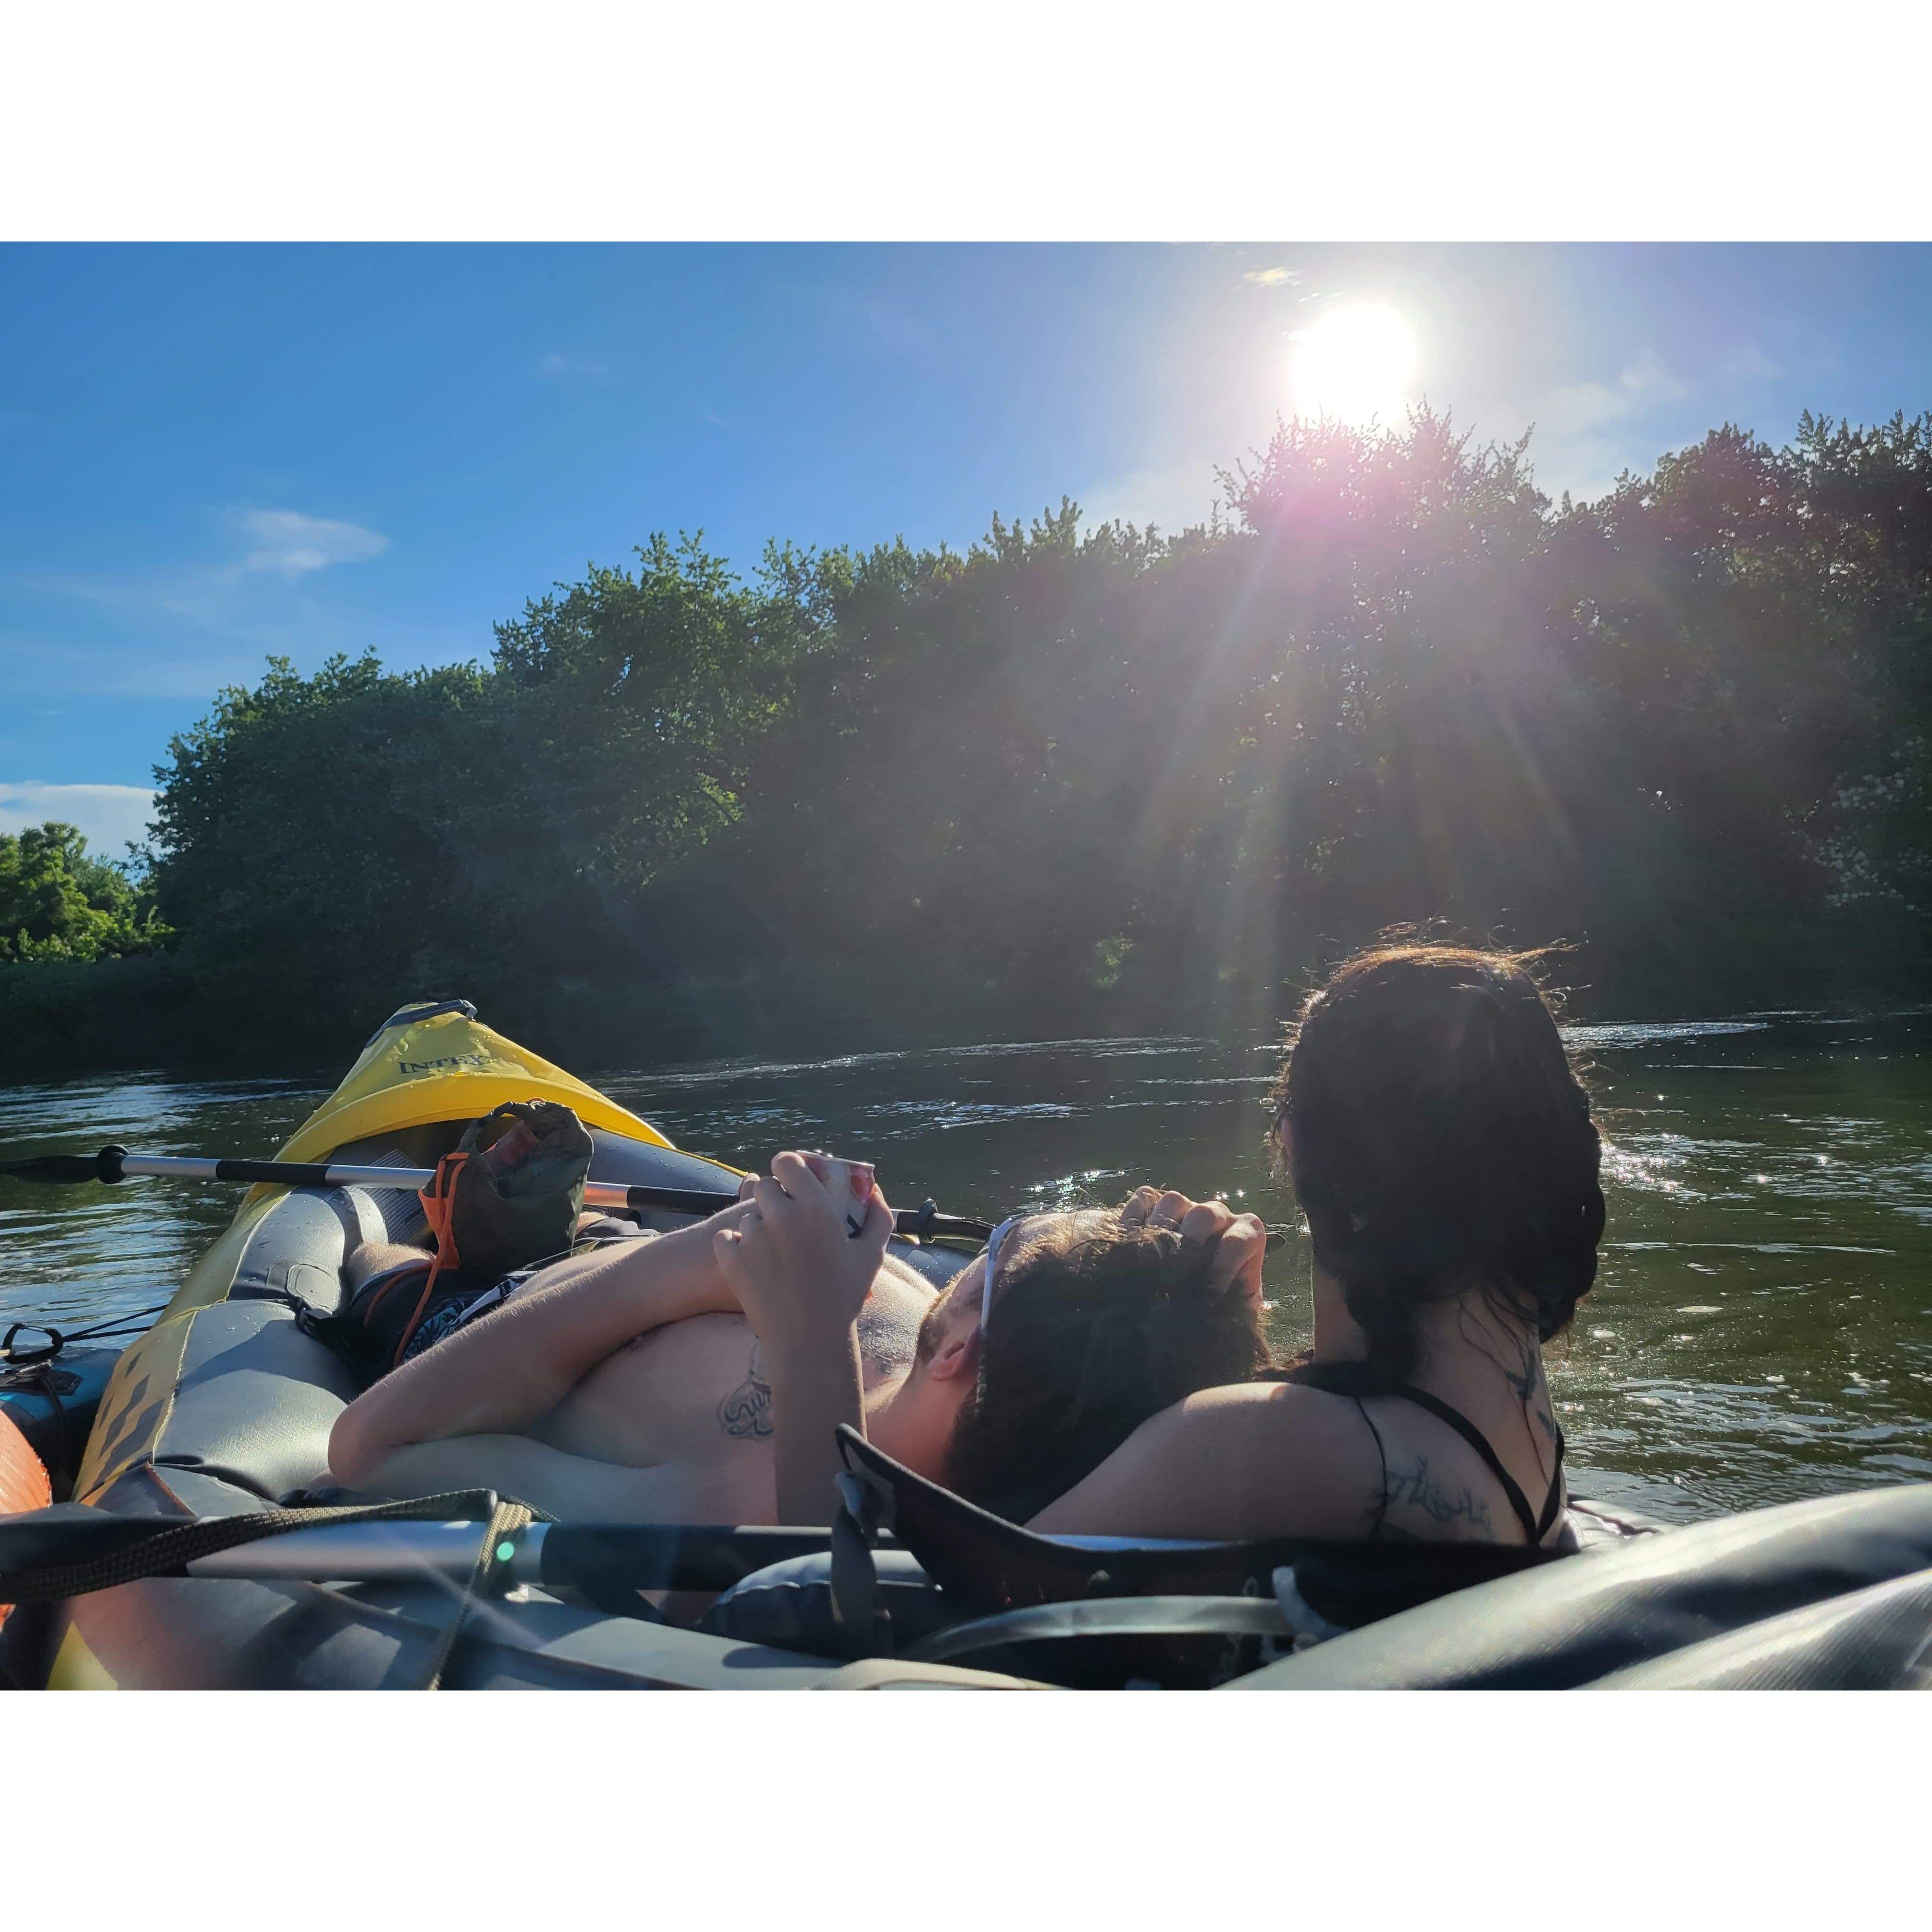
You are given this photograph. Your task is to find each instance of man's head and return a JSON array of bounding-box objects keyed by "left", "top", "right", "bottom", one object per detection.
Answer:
[{"left": 868, "top": 1207, "right": 1271, "bottom": 1521}]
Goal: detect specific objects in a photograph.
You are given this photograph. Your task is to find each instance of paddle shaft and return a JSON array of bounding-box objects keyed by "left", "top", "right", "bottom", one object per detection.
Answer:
[
  {"left": 0, "top": 1145, "right": 996, "bottom": 1243},
  {"left": 181, "top": 1520, "right": 1214, "bottom": 1587},
  {"left": 184, "top": 1519, "right": 845, "bottom": 1590},
  {"left": 2, "top": 1514, "right": 1215, "bottom": 1597}
]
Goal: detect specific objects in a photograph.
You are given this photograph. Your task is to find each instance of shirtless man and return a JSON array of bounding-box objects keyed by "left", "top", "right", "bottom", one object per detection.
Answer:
[
  {"left": 327, "top": 1154, "right": 1268, "bottom": 1526},
  {"left": 327, "top": 1185, "right": 940, "bottom": 1523}
]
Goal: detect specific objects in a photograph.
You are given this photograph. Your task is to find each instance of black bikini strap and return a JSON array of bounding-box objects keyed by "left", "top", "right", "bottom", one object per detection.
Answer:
[
  {"left": 1380, "top": 1384, "right": 1566, "bottom": 1544},
  {"left": 1352, "top": 1397, "right": 1391, "bottom": 1539}
]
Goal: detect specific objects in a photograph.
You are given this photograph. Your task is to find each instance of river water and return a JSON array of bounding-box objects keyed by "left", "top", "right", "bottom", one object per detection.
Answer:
[{"left": 3, "top": 1012, "right": 1929, "bottom": 1524}]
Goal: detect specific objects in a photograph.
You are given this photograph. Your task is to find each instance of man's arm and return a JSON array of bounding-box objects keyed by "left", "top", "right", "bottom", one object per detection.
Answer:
[
  {"left": 712, "top": 1153, "right": 892, "bottom": 1526},
  {"left": 759, "top": 1329, "right": 866, "bottom": 1526},
  {"left": 328, "top": 1208, "right": 746, "bottom": 1489}
]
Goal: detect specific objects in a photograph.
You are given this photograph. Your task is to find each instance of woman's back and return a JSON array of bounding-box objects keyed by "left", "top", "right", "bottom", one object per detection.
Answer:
[
  {"left": 1030, "top": 942, "right": 1602, "bottom": 1549},
  {"left": 1027, "top": 1340, "right": 1570, "bottom": 1547}
]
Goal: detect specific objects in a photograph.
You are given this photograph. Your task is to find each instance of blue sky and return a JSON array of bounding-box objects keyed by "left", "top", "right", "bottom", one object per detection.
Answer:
[{"left": 3, "top": 242, "right": 1930, "bottom": 855}]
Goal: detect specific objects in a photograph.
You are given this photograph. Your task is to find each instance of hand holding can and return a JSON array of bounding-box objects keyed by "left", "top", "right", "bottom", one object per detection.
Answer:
[{"left": 799, "top": 1151, "right": 878, "bottom": 1238}]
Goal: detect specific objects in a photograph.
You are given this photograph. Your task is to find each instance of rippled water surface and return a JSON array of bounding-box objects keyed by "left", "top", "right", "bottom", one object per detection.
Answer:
[{"left": 4, "top": 1013, "right": 1929, "bottom": 1523}]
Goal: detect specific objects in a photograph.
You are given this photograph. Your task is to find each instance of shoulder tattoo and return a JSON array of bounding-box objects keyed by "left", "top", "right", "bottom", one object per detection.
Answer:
[{"left": 1381, "top": 1455, "right": 1495, "bottom": 1533}]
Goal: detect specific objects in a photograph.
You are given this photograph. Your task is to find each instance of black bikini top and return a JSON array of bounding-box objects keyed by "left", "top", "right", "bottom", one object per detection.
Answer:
[{"left": 1273, "top": 1359, "right": 1567, "bottom": 1544}]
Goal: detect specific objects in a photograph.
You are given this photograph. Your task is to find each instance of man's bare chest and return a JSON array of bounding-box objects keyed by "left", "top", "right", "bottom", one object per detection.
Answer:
[{"left": 535, "top": 1312, "right": 770, "bottom": 1470}]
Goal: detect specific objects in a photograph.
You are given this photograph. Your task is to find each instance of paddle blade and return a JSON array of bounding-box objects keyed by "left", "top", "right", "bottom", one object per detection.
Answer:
[{"left": 0, "top": 1154, "right": 107, "bottom": 1184}]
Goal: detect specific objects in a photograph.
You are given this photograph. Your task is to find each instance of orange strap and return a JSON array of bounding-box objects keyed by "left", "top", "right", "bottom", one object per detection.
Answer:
[{"left": 393, "top": 1150, "right": 470, "bottom": 1370}]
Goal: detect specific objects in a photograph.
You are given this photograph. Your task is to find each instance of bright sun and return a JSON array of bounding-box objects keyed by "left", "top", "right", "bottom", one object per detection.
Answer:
[{"left": 1289, "top": 303, "right": 1419, "bottom": 426}]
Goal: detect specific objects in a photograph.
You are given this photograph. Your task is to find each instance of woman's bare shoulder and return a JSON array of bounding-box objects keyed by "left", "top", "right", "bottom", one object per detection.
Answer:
[{"left": 1026, "top": 1378, "right": 1377, "bottom": 1541}]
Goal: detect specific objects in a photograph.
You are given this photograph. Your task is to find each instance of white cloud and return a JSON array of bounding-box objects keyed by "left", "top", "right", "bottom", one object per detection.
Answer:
[
  {"left": 1539, "top": 348, "right": 1689, "bottom": 436},
  {"left": 0, "top": 782, "right": 157, "bottom": 855},
  {"left": 1243, "top": 266, "right": 1300, "bottom": 287},
  {"left": 1077, "top": 460, "right": 1228, "bottom": 537},
  {"left": 540, "top": 350, "right": 609, "bottom": 378},
  {"left": 240, "top": 508, "right": 388, "bottom": 576},
  {"left": 1466, "top": 347, "right": 1699, "bottom": 505}
]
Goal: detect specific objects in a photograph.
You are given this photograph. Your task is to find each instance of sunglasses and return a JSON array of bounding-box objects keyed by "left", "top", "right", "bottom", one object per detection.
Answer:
[
  {"left": 979, "top": 1213, "right": 1024, "bottom": 1334},
  {"left": 971, "top": 1213, "right": 1026, "bottom": 1404}
]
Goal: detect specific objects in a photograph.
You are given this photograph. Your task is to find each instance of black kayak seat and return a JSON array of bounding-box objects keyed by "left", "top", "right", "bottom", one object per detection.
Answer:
[
  {"left": 831, "top": 1424, "right": 1570, "bottom": 1627},
  {"left": 699, "top": 1426, "right": 1631, "bottom": 1673},
  {"left": 708, "top": 1448, "right": 1932, "bottom": 1688},
  {"left": 706, "top": 1431, "right": 1670, "bottom": 1680}
]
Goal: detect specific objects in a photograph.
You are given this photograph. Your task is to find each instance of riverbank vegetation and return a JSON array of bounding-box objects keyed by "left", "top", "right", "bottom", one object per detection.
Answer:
[{"left": 6, "top": 409, "right": 1930, "bottom": 1078}]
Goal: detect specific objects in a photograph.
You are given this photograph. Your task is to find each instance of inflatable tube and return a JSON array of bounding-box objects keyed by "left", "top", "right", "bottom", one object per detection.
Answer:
[
  {"left": 1226, "top": 1480, "right": 1932, "bottom": 1690},
  {"left": 0, "top": 1346, "right": 118, "bottom": 1498}
]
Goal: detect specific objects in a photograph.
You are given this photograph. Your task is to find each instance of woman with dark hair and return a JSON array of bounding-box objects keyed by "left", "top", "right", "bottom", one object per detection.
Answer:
[{"left": 1026, "top": 942, "right": 1607, "bottom": 1546}]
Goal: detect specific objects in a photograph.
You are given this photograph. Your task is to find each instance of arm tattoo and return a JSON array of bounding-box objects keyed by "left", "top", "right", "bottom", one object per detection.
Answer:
[
  {"left": 1381, "top": 1456, "right": 1495, "bottom": 1532},
  {"left": 716, "top": 1341, "right": 772, "bottom": 1439}
]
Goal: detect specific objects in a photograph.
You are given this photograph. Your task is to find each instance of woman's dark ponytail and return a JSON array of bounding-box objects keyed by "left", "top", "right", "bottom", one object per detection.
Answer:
[{"left": 1271, "top": 943, "right": 1606, "bottom": 1383}]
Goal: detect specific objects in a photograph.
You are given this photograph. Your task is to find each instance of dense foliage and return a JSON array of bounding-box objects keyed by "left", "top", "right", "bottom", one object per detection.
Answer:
[
  {"left": 0, "top": 823, "right": 170, "bottom": 963},
  {"left": 8, "top": 410, "right": 1930, "bottom": 1075}
]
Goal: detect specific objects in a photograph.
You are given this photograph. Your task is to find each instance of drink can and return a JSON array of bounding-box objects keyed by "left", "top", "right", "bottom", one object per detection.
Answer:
[{"left": 801, "top": 1151, "right": 877, "bottom": 1238}]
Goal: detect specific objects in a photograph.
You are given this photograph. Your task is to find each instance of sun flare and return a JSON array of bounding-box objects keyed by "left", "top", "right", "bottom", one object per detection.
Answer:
[{"left": 1289, "top": 303, "right": 1418, "bottom": 426}]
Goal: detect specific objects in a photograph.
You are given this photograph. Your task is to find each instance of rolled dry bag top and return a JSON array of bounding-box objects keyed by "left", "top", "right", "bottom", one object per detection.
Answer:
[{"left": 444, "top": 1100, "right": 595, "bottom": 1281}]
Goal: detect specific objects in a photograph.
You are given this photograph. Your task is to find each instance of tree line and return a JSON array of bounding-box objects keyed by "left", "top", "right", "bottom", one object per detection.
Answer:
[{"left": 6, "top": 408, "right": 1930, "bottom": 1077}]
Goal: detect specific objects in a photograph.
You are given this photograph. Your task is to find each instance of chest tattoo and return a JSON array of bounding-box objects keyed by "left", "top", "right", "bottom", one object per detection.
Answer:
[{"left": 716, "top": 1340, "right": 773, "bottom": 1440}]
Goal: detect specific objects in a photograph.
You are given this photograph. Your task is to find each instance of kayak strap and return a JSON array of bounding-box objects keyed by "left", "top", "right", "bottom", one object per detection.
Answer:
[
  {"left": 828, "top": 1468, "right": 897, "bottom": 1660},
  {"left": 0, "top": 1488, "right": 546, "bottom": 1608},
  {"left": 422, "top": 1493, "right": 539, "bottom": 1691}
]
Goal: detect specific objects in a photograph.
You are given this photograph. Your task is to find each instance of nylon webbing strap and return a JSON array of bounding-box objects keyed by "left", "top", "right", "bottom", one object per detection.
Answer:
[
  {"left": 828, "top": 1469, "right": 896, "bottom": 1660},
  {"left": 421, "top": 1495, "right": 537, "bottom": 1691},
  {"left": 0, "top": 1490, "right": 522, "bottom": 1606}
]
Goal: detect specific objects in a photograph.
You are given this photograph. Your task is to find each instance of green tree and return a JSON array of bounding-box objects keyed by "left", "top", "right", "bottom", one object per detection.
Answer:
[
  {"left": 0, "top": 822, "right": 171, "bottom": 963},
  {"left": 146, "top": 534, "right": 818, "bottom": 1061}
]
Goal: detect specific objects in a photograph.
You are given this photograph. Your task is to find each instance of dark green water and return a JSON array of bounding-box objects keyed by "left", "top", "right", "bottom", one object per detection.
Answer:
[{"left": 4, "top": 1013, "right": 1929, "bottom": 1523}]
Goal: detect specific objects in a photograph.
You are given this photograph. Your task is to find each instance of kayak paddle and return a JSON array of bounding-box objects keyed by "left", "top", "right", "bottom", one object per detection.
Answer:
[{"left": 0, "top": 1142, "right": 996, "bottom": 1243}]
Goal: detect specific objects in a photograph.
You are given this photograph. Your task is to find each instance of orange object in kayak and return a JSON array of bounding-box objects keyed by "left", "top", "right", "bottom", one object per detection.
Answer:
[{"left": 0, "top": 1408, "right": 52, "bottom": 1632}]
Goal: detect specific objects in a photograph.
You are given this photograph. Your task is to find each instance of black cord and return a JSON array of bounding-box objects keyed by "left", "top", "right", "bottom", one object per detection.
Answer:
[
  {"left": 1, "top": 1301, "right": 171, "bottom": 1364},
  {"left": 61, "top": 1302, "right": 172, "bottom": 1342}
]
